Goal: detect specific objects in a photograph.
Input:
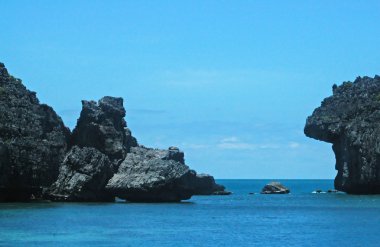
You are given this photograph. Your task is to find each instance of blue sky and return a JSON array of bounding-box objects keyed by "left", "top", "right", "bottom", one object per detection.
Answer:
[{"left": 1, "top": 1, "right": 379, "bottom": 178}]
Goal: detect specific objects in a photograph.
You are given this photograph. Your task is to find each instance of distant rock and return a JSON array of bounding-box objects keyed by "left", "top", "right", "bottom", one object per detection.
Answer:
[
  {"left": 212, "top": 190, "right": 232, "bottom": 195},
  {"left": 44, "top": 146, "right": 114, "bottom": 202},
  {"left": 327, "top": 189, "right": 338, "bottom": 193},
  {"left": 0, "top": 63, "right": 70, "bottom": 201},
  {"left": 70, "top": 97, "right": 137, "bottom": 161},
  {"left": 193, "top": 173, "right": 231, "bottom": 195},
  {"left": 312, "top": 189, "right": 325, "bottom": 194},
  {"left": 106, "top": 146, "right": 197, "bottom": 202},
  {"left": 305, "top": 76, "right": 380, "bottom": 194},
  {"left": 261, "top": 182, "right": 290, "bottom": 194}
]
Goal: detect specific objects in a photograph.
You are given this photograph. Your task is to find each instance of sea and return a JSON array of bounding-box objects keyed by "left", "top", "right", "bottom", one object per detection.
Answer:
[{"left": 1, "top": 179, "right": 380, "bottom": 246}]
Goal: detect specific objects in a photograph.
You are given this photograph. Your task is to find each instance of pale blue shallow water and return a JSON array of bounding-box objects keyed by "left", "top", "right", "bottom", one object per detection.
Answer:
[{"left": 1, "top": 179, "right": 380, "bottom": 246}]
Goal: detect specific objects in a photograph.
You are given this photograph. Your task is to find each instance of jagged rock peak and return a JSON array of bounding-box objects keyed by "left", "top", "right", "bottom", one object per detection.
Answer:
[
  {"left": 305, "top": 76, "right": 380, "bottom": 194},
  {"left": 0, "top": 62, "right": 8, "bottom": 77},
  {"left": 98, "top": 96, "right": 126, "bottom": 118},
  {"left": 71, "top": 96, "right": 137, "bottom": 160}
]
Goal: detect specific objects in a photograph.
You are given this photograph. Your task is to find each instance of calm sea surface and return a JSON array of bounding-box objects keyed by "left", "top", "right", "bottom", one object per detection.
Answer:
[{"left": 1, "top": 179, "right": 380, "bottom": 246}]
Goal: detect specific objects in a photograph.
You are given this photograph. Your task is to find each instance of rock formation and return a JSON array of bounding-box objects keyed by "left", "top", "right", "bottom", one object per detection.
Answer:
[
  {"left": 44, "top": 96, "right": 140, "bottom": 201},
  {"left": 70, "top": 97, "right": 137, "bottom": 161},
  {"left": 0, "top": 62, "right": 227, "bottom": 202},
  {"left": 305, "top": 76, "right": 380, "bottom": 194},
  {"left": 0, "top": 63, "right": 70, "bottom": 201},
  {"left": 193, "top": 174, "right": 231, "bottom": 195},
  {"left": 106, "top": 146, "right": 197, "bottom": 202},
  {"left": 261, "top": 182, "right": 290, "bottom": 194}
]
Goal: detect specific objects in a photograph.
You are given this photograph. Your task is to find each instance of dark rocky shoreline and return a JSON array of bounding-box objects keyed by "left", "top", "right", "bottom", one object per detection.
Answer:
[{"left": 0, "top": 62, "right": 228, "bottom": 202}]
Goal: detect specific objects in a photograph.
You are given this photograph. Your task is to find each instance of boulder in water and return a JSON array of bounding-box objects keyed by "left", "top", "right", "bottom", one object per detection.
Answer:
[
  {"left": 261, "top": 182, "right": 290, "bottom": 194},
  {"left": 106, "top": 146, "right": 197, "bottom": 202}
]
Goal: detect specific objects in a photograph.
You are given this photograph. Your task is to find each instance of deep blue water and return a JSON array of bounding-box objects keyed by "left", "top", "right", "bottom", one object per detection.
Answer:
[{"left": 1, "top": 179, "right": 380, "bottom": 246}]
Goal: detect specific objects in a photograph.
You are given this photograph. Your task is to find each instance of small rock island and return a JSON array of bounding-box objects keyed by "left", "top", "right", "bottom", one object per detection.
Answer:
[
  {"left": 305, "top": 76, "right": 380, "bottom": 194},
  {"left": 261, "top": 182, "right": 290, "bottom": 194},
  {"left": 0, "top": 62, "right": 228, "bottom": 202}
]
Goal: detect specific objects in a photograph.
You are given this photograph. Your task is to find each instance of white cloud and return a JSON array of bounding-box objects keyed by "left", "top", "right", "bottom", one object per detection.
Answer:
[
  {"left": 258, "top": 144, "right": 280, "bottom": 149},
  {"left": 217, "top": 141, "right": 256, "bottom": 150},
  {"left": 181, "top": 143, "right": 210, "bottom": 149},
  {"left": 288, "top": 142, "right": 300, "bottom": 149},
  {"left": 216, "top": 136, "right": 280, "bottom": 150},
  {"left": 220, "top": 136, "right": 240, "bottom": 143},
  {"left": 179, "top": 138, "right": 300, "bottom": 152}
]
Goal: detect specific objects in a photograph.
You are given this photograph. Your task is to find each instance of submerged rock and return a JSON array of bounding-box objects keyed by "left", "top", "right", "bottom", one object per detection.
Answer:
[
  {"left": 261, "top": 182, "right": 290, "bottom": 194},
  {"left": 327, "top": 189, "right": 338, "bottom": 193},
  {"left": 0, "top": 63, "right": 70, "bottom": 201},
  {"left": 44, "top": 146, "right": 114, "bottom": 202},
  {"left": 305, "top": 76, "right": 380, "bottom": 194},
  {"left": 106, "top": 146, "right": 197, "bottom": 202},
  {"left": 193, "top": 173, "right": 231, "bottom": 195},
  {"left": 212, "top": 190, "right": 232, "bottom": 195},
  {"left": 312, "top": 189, "right": 325, "bottom": 194}
]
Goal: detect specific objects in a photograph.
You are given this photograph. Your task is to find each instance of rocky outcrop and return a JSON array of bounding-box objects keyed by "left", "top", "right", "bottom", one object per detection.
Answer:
[
  {"left": 0, "top": 62, "right": 226, "bottom": 202},
  {"left": 106, "top": 146, "right": 197, "bottom": 202},
  {"left": 70, "top": 97, "right": 137, "bottom": 161},
  {"left": 0, "top": 63, "right": 70, "bottom": 201},
  {"left": 261, "top": 182, "right": 290, "bottom": 194},
  {"left": 305, "top": 76, "right": 380, "bottom": 194},
  {"left": 193, "top": 174, "right": 230, "bottom": 195},
  {"left": 44, "top": 146, "right": 114, "bottom": 202},
  {"left": 44, "top": 96, "right": 139, "bottom": 201}
]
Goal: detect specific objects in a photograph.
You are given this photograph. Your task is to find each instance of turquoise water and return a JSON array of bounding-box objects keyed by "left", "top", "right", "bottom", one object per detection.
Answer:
[{"left": 1, "top": 179, "right": 380, "bottom": 246}]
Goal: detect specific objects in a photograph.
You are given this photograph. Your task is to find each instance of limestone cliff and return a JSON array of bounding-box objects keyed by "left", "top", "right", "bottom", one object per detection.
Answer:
[{"left": 305, "top": 76, "right": 380, "bottom": 194}]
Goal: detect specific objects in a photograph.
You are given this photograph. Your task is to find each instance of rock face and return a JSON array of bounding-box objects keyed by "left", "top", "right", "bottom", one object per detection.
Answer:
[
  {"left": 106, "top": 146, "right": 197, "bottom": 202},
  {"left": 193, "top": 174, "right": 230, "bottom": 195},
  {"left": 45, "top": 146, "right": 114, "bottom": 202},
  {"left": 70, "top": 97, "right": 137, "bottom": 161},
  {"left": 261, "top": 182, "right": 290, "bottom": 194},
  {"left": 0, "top": 63, "right": 70, "bottom": 201},
  {"left": 305, "top": 76, "right": 380, "bottom": 194}
]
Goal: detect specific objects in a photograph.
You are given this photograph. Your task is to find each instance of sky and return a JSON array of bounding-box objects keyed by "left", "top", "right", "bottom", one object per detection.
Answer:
[{"left": 1, "top": 1, "right": 379, "bottom": 178}]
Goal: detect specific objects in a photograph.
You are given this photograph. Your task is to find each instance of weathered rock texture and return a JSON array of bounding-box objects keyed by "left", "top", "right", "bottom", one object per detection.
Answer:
[
  {"left": 44, "top": 96, "right": 139, "bottom": 201},
  {"left": 305, "top": 76, "right": 380, "bottom": 194},
  {"left": 0, "top": 63, "right": 70, "bottom": 201},
  {"left": 193, "top": 173, "right": 230, "bottom": 195},
  {"left": 261, "top": 182, "right": 290, "bottom": 194},
  {"left": 45, "top": 146, "right": 114, "bottom": 202},
  {"left": 71, "top": 97, "right": 137, "bottom": 160},
  {"left": 106, "top": 146, "right": 197, "bottom": 202}
]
